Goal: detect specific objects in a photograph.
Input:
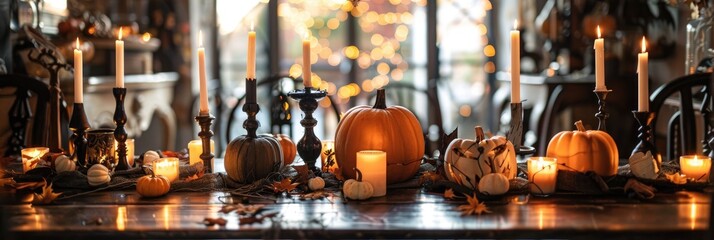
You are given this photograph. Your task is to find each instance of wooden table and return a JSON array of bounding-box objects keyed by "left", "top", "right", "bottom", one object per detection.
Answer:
[{"left": 1, "top": 159, "right": 711, "bottom": 239}]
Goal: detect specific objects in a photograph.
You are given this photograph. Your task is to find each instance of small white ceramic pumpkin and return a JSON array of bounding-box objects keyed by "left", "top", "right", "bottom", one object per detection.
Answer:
[
  {"left": 444, "top": 126, "right": 517, "bottom": 190},
  {"left": 87, "top": 164, "right": 111, "bottom": 186},
  {"left": 343, "top": 168, "right": 374, "bottom": 200},
  {"left": 55, "top": 155, "right": 76, "bottom": 173},
  {"left": 142, "top": 151, "right": 161, "bottom": 166},
  {"left": 308, "top": 177, "right": 325, "bottom": 191},
  {"left": 478, "top": 173, "right": 510, "bottom": 195}
]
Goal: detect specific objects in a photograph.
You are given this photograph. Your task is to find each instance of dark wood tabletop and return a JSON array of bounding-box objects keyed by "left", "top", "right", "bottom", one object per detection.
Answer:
[{"left": 1, "top": 159, "right": 712, "bottom": 239}]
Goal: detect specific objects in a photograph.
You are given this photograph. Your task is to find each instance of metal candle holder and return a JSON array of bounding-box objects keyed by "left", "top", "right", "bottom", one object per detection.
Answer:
[
  {"left": 195, "top": 114, "right": 215, "bottom": 173},
  {"left": 113, "top": 88, "right": 130, "bottom": 170},
  {"left": 593, "top": 89, "right": 612, "bottom": 131},
  {"left": 507, "top": 102, "right": 536, "bottom": 156},
  {"left": 69, "top": 103, "right": 91, "bottom": 166},
  {"left": 288, "top": 87, "right": 327, "bottom": 174},
  {"left": 631, "top": 111, "right": 657, "bottom": 157}
]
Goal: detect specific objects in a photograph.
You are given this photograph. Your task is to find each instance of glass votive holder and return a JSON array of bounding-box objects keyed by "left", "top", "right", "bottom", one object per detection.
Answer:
[
  {"left": 527, "top": 157, "right": 558, "bottom": 196},
  {"left": 679, "top": 155, "right": 711, "bottom": 182},
  {"left": 21, "top": 147, "right": 50, "bottom": 173},
  {"left": 153, "top": 157, "right": 180, "bottom": 182}
]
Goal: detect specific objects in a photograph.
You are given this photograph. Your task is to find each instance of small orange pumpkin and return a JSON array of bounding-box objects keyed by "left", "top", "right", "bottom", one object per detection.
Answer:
[
  {"left": 274, "top": 134, "right": 297, "bottom": 165},
  {"left": 546, "top": 120, "right": 618, "bottom": 176},
  {"left": 136, "top": 169, "right": 171, "bottom": 198}
]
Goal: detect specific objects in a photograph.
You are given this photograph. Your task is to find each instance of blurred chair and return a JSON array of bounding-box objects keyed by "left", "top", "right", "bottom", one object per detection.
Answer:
[{"left": 650, "top": 72, "right": 713, "bottom": 160}]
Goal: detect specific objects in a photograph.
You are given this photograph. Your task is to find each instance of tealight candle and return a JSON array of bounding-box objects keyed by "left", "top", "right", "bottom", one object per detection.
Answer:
[
  {"left": 188, "top": 139, "right": 215, "bottom": 166},
  {"left": 114, "top": 139, "right": 135, "bottom": 167},
  {"left": 680, "top": 155, "right": 711, "bottom": 182},
  {"left": 320, "top": 140, "right": 338, "bottom": 172},
  {"left": 21, "top": 147, "right": 49, "bottom": 173},
  {"left": 153, "top": 157, "right": 180, "bottom": 182},
  {"left": 356, "top": 150, "right": 387, "bottom": 197},
  {"left": 527, "top": 157, "right": 558, "bottom": 195}
]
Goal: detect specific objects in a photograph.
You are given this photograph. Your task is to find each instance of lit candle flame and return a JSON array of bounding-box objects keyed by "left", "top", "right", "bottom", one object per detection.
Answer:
[
  {"left": 597, "top": 25, "right": 601, "bottom": 38},
  {"left": 199, "top": 30, "right": 203, "bottom": 47},
  {"left": 641, "top": 37, "right": 647, "bottom": 53},
  {"left": 251, "top": 21, "right": 254, "bottom": 31},
  {"left": 76, "top": 38, "right": 80, "bottom": 49},
  {"left": 513, "top": 19, "right": 518, "bottom": 30},
  {"left": 119, "top": 27, "right": 123, "bottom": 40}
]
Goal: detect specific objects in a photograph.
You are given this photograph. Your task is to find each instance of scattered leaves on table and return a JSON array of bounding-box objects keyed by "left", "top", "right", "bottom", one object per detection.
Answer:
[
  {"left": 184, "top": 168, "right": 205, "bottom": 182},
  {"left": 219, "top": 204, "right": 266, "bottom": 215},
  {"left": 300, "top": 190, "right": 332, "bottom": 200},
  {"left": 203, "top": 217, "right": 227, "bottom": 226},
  {"left": 239, "top": 212, "right": 278, "bottom": 225},
  {"left": 444, "top": 188, "right": 456, "bottom": 200},
  {"left": 293, "top": 165, "right": 311, "bottom": 184},
  {"left": 10, "top": 180, "right": 45, "bottom": 190},
  {"left": 32, "top": 180, "right": 61, "bottom": 205},
  {"left": 665, "top": 173, "right": 687, "bottom": 185},
  {"left": 271, "top": 178, "right": 299, "bottom": 193},
  {"left": 419, "top": 170, "right": 444, "bottom": 184},
  {"left": 457, "top": 194, "right": 490, "bottom": 216}
]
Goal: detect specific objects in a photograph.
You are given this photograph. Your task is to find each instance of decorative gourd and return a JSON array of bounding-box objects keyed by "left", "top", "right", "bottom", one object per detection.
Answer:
[
  {"left": 136, "top": 170, "right": 171, "bottom": 198},
  {"left": 546, "top": 120, "right": 618, "bottom": 176},
  {"left": 54, "top": 155, "right": 76, "bottom": 173},
  {"left": 225, "top": 135, "right": 283, "bottom": 184},
  {"left": 335, "top": 89, "right": 425, "bottom": 184},
  {"left": 478, "top": 173, "right": 510, "bottom": 195},
  {"left": 274, "top": 133, "right": 297, "bottom": 165},
  {"left": 142, "top": 151, "right": 161, "bottom": 166},
  {"left": 342, "top": 168, "right": 374, "bottom": 200},
  {"left": 87, "top": 164, "right": 111, "bottom": 186},
  {"left": 308, "top": 177, "right": 325, "bottom": 191},
  {"left": 443, "top": 126, "right": 517, "bottom": 190}
]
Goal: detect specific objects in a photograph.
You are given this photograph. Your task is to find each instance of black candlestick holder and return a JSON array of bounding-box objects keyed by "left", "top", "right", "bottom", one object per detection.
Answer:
[
  {"left": 288, "top": 87, "right": 327, "bottom": 174},
  {"left": 113, "top": 88, "right": 130, "bottom": 170},
  {"left": 630, "top": 111, "right": 657, "bottom": 157},
  {"left": 195, "top": 114, "right": 215, "bottom": 173},
  {"left": 594, "top": 89, "right": 612, "bottom": 131},
  {"left": 507, "top": 102, "right": 536, "bottom": 156},
  {"left": 69, "top": 103, "right": 91, "bottom": 166}
]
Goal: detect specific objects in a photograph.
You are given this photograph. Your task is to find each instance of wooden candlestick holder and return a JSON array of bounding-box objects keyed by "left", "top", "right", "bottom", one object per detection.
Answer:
[
  {"left": 195, "top": 114, "right": 215, "bottom": 173},
  {"left": 288, "top": 87, "right": 327, "bottom": 174},
  {"left": 631, "top": 111, "right": 657, "bottom": 157},
  {"left": 507, "top": 102, "right": 535, "bottom": 156},
  {"left": 113, "top": 88, "right": 130, "bottom": 170},
  {"left": 69, "top": 103, "right": 91, "bottom": 166},
  {"left": 594, "top": 89, "right": 612, "bottom": 131}
]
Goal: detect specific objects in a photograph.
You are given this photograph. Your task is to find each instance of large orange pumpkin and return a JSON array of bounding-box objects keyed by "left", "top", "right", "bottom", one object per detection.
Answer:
[
  {"left": 546, "top": 120, "right": 618, "bottom": 176},
  {"left": 335, "top": 89, "right": 424, "bottom": 184}
]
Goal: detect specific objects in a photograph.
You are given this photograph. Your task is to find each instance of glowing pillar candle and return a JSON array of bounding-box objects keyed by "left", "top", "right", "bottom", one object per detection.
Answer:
[
  {"left": 638, "top": 37, "right": 649, "bottom": 112},
  {"left": 356, "top": 150, "right": 387, "bottom": 197},
  {"left": 510, "top": 20, "right": 520, "bottom": 103},
  {"left": 247, "top": 22, "right": 256, "bottom": 79},
  {"left": 116, "top": 27, "right": 124, "bottom": 88},
  {"left": 153, "top": 157, "right": 180, "bottom": 182},
  {"left": 198, "top": 31, "right": 209, "bottom": 115},
  {"left": 74, "top": 38, "right": 83, "bottom": 103},
  {"left": 188, "top": 139, "right": 215, "bottom": 166},
  {"left": 527, "top": 157, "right": 558, "bottom": 195},
  {"left": 594, "top": 26, "right": 606, "bottom": 91},
  {"left": 680, "top": 155, "right": 711, "bottom": 182},
  {"left": 21, "top": 147, "right": 49, "bottom": 173},
  {"left": 302, "top": 33, "right": 312, "bottom": 88},
  {"left": 320, "top": 140, "right": 338, "bottom": 172},
  {"left": 114, "top": 139, "right": 135, "bottom": 167}
]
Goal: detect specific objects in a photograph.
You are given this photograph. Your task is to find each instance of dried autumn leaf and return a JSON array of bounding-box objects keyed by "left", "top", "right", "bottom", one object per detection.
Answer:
[
  {"left": 271, "top": 178, "right": 299, "bottom": 193},
  {"left": 666, "top": 173, "right": 687, "bottom": 185},
  {"left": 419, "top": 171, "right": 444, "bottom": 184},
  {"left": 444, "top": 188, "right": 456, "bottom": 200},
  {"left": 10, "top": 181, "right": 45, "bottom": 190},
  {"left": 203, "top": 217, "right": 227, "bottom": 226},
  {"left": 184, "top": 168, "right": 205, "bottom": 182},
  {"left": 32, "top": 180, "right": 61, "bottom": 205},
  {"left": 293, "top": 165, "right": 310, "bottom": 184},
  {"left": 300, "top": 191, "right": 331, "bottom": 200},
  {"left": 219, "top": 204, "right": 266, "bottom": 215},
  {"left": 239, "top": 212, "right": 278, "bottom": 225},
  {"left": 457, "top": 194, "right": 490, "bottom": 216}
]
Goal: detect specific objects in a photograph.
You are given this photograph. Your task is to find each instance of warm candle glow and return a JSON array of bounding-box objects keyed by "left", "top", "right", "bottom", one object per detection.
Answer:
[
  {"left": 188, "top": 139, "right": 215, "bottom": 166},
  {"left": 118, "top": 27, "right": 123, "bottom": 40},
  {"left": 199, "top": 30, "right": 203, "bottom": 47},
  {"left": 527, "top": 157, "right": 558, "bottom": 195},
  {"left": 680, "top": 155, "right": 711, "bottom": 182},
  {"left": 153, "top": 157, "right": 180, "bottom": 182},
  {"left": 76, "top": 38, "right": 80, "bottom": 49},
  {"left": 251, "top": 21, "right": 254, "bottom": 31},
  {"left": 597, "top": 25, "right": 601, "bottom": 38},
  {"left": 356, "top": 150, "right": 387, "bottom": 197},
  {"left": 21, "top": 147, "right": 49, "bottom": 173},
  {"left": 641, "top": 37, "right": 647, "bottom": 53},
  {"left": 513, "top": 19, "right": 518, "bottom": 29}
]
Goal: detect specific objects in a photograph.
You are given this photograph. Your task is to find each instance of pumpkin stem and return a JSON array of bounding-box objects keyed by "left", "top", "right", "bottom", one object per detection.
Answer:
[
  {"left": 147, "top": 167, "right": 156, "bottom": 178},
  {"left": 475, "top": 126, "right": 485, "bottom": 142},
  {"left": 373, "top": 89, "right": 387, "bottom": 109},
  {"left": 353, "top": 167, "right": 364, "bottom": 182},
  {"left": 574, "top": 120, "right": 586, "bottom": 132}
]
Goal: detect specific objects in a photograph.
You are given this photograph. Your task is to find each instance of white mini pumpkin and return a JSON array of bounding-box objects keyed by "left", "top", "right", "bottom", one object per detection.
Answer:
[
  {"left": 444, "top": 126, "right": 517, "bottom": 190},
  {"left": 142, "top": 151, "right": 161, "bottom": 165},
  {"left": 478, "top": 173, "right": 510, "bottom": 195},
  {"left": 87, "top": 164, "right": 111, "bottom": 186},
  {"left": 308, "top": 177, "right": 325, "bottom": 191},
  {"left": 55, "top": 155, "right": 76, "bottom": 173}
]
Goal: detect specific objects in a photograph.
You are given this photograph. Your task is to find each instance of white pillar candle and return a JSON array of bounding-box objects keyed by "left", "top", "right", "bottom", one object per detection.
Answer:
[
  {"left": 21, "top": 147, "right": 49, "bottom": 173},
  {"left": 247, "top": 22, "right": 256, "bottom": 79},
  {"left": 638, "top": 37, "right": 649, "bottom": 112},
  {"left": 302, "top": 34, "right": 312, "bottom": 88},
  {"left": 116, "top": 27, "right": 125, "bottom": 88},
  {"left": 188, "top": 139, "right": 215, "bottom": 166},
  {"left": 153, "top": 157, "right": 180, "bottom": 182},
  {"left": 680, "top": 155, "right": 711, "bottom": 182},
  {"left": 114, "top": 139, "right": 135, "bottom": 167},
  {"left": 510, "top": 20, "right": 520, "bottom": 103},
  {"left": 74, "top": 38, "right": 83, "bottom": 103},
  {"left": 594, "top": 26, "right": 606, "bottom": 91},
  {"left": 356, "top": 150, "right": 387, "bottom": 197},
  {"left": 198, "top": 31, "right": 209, "bottom": 115},
  {"left": 527, "top": 157, "right": 558, "bottom": 195}
]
